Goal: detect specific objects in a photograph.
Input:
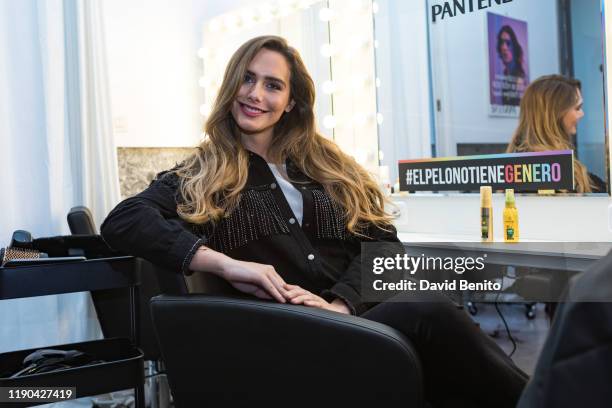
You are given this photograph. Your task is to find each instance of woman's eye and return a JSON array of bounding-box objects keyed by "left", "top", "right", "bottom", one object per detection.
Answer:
[
  {"left": 244, "top": 74, "right": 255, "bottom": 83},
  {"left": 267, "top": 83, "right": 281, "bottom": 91}
]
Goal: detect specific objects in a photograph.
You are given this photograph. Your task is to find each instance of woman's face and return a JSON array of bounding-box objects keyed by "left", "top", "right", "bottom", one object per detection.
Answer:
[
  {"left": 231, "top": 48, "right": 295, "bottom": 138},
  {"left": 561, "top": 89, "right": 584, "bottom": 136},
  {"left": 499, "top": 32, "right": 514, "bottom": 65}
]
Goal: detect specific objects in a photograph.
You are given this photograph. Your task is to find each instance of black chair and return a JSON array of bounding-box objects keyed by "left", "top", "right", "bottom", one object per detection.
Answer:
[
  {"left": 67, "top": 206, "right": 97, "bottom": 236},
  {"left": 149, "top": 270, "right": 425, "bottom": 407},
  {"left": 517, "top": 250, "right": 612, "bottom": 408}
]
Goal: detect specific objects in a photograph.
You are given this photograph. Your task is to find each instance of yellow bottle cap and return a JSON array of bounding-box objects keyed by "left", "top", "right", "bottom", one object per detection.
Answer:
[
  {"left": 505, "top": 189, "right": 515, "bottom": 206},
  {"left": 480, "top": 186, "right": 492, "bottom": 206}
]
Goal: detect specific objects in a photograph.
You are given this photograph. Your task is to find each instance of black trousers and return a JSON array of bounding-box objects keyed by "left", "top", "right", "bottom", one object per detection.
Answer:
[{"left": 361, "top": 292, "right": 529, "bottom": 408}]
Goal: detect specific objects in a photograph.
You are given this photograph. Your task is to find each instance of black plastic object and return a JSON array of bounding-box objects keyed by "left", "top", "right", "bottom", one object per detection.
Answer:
[
  {"left": 67, "top": 206, "right": 97, "bottom": 235},
  {"left": 150, "top": 294, "right": 424, "bottom": 407},
  {"left": 0, "top": 256, "right": 136, "bottom": 300},
  {"left": 0, "top": 255, "right": 144, "bottom": 407},
  {"left": 32, "top": 235, "right": 122, "bottom": 259},
  {"left": 0, "top": 338, "right": 143, "bottom": 407},
  {"left": 9, "top": 349, "right": 102, "bottom": 378},
  {"left": 2, "top": 257, "right": 86, "bottom": 267},
  {"left": 10, "top": 230, "right": 33, "bottom": 249}
]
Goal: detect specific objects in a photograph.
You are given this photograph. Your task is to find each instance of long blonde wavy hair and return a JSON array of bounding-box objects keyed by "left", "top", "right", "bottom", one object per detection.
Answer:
[
  {"left": 506, "top": 74, "right": 594, "bottom": 193},
  {"left": 174, "top": 36, "right": 392, "bottom": 235}
]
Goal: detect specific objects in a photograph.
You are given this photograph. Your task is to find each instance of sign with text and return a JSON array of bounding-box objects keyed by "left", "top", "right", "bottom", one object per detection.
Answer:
[{"left": 398, "top": 150, "right": 574, "bottom": 192}]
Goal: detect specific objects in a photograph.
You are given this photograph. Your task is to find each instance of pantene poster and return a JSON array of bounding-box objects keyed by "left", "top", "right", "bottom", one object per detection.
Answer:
[{"left": 488, "top": 12, "right": 529, "bottom": 117}]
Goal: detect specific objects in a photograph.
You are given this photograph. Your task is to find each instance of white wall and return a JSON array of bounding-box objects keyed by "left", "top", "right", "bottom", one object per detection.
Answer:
[{"left": 430, "top": 0, "right": 559, "bottom": 155}]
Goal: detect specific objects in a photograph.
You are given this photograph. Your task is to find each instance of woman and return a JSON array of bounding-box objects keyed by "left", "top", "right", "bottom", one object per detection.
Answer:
[
  {"left": 496, "top": 25, "right": 527, "bottom": 106},
  {"left": 506, "top": 74, "right": 606, "bottom": 193},
  {"left": 101, "top": 36, "right": 527, "bottom": 407},
  {"left": 497, "top": 25, "right": 526, "bottom": 79}
]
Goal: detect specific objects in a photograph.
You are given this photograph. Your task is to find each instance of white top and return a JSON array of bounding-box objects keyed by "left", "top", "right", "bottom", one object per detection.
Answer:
[{"left": 267, "top": 163, "right": 303, "bottom": 226}]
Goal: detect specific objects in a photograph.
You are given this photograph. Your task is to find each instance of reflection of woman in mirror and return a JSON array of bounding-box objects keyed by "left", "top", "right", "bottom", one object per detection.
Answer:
[
  {"left": 506, "top": 75, "right": 606, "bottom": 193},
  {"left": 496, "top": 25, "right": 526, "bottom": 106},
  {"left": 102, "top": 36, "right": 527, "bottom": 407}
]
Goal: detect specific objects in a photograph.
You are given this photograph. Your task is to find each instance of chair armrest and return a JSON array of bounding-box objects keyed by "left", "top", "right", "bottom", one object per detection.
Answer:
[{"left": 150, "top": 294, "right": 424, "bottom": 406}]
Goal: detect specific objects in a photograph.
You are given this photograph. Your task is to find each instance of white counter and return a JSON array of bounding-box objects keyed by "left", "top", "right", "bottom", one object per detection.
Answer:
[{"left": 390, "top": 193, "right": 612, "bottom": 242}]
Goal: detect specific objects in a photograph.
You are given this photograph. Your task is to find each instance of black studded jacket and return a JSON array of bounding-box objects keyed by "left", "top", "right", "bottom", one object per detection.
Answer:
[{"left": 100, "top": 151, "right": 401, "bottom": 315}]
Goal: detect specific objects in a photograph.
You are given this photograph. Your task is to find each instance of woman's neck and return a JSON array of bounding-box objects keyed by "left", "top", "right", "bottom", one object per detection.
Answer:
[{"left": 241, "top": 130, "right": 273, "bottom": 162}]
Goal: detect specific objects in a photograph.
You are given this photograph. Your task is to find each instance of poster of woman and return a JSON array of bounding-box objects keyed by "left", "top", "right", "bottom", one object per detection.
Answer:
[{"left": 488, "top": 12, "right": 529, "bottom": 117}]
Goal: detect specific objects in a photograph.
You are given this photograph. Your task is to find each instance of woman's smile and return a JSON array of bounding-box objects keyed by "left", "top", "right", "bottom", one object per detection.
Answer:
[{"left": 238, "top": 101, "right": 269, "bottom": 117}]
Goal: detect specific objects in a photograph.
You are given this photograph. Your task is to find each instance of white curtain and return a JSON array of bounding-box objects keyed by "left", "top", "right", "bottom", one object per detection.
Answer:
[
  {"left": 0, "top": 0, "right": 119, "bottom": 353},
  {"left": 65, "top": 0, "right": 121, "bottom": 228}
]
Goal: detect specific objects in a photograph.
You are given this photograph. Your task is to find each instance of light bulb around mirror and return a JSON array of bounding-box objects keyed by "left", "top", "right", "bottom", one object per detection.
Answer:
[
  {"left": 372, "top": 2, "right": 379, "bottom": 14},
  {"left": 323, "top": 115, "right": 337, "bottom": 129}
]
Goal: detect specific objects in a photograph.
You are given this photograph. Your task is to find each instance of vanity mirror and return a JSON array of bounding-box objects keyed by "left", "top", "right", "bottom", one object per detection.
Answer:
[
  {"left": 200, "top": 0, "right": 379, "bottom": 173},
  {"left": 373, "top": 0, "right": 609, "bottom": 194}
]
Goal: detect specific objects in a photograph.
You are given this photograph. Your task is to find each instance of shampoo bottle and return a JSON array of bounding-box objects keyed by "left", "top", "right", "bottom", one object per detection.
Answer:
[
  {"left": 480, "top": 186, "right": 493, "bottom": 242},
  {"left": 503, "top": 189, "right": 519, "bottom": 242}
]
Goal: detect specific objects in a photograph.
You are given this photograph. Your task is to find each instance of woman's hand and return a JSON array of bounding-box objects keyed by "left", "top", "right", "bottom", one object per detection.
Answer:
[
  {"left": 219, "top": 258, "right": 289, "bottom": 303},
  {"left": 190, "top": 246, "right": 289, "bottom": 303},
  {"left": 284, "top": 284, "right": 350, "bottom": 314}
]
